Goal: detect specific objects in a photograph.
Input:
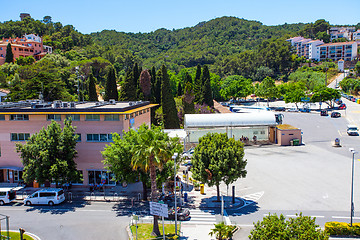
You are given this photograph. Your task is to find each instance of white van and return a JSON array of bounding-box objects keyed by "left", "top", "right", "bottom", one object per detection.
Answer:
[
  {"left": 24, "top": 188, "right": 65, "bottom": 206},
  {"left": 0, "top": 188, "right": 16, "bottom": 205},
  {"left": 347, "top": 125, "right": 359, "bottom": 136}
]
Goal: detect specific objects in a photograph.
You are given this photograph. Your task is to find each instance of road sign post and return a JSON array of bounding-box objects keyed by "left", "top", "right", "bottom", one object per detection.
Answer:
[{"left": 150, "top": 201, "right": 168, "bottom": 240}]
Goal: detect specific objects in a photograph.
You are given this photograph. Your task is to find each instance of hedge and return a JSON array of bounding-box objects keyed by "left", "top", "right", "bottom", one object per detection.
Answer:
[{"left": 325, "top": 222, "right": 360, "bottom": 236}]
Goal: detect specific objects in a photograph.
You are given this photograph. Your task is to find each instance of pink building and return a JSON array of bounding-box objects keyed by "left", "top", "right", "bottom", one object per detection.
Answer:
[
  {"left": 0, "top": 100, "right": 156, "bottom": 187},
  {"left": 0, "top": 34, "right": 52, "bottom": 65}
]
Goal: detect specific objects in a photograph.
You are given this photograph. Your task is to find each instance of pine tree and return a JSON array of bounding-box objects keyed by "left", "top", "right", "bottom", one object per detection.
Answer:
[
  {"left": 104, "top": 66, "right": 118, "bottom": 101},
  {"left": 161, "top": 65, "right": 179, "bottom": 129},
  {"left": 201, "top": 65, "right": 213, "bottom": 107},
  {"left": 5, "top": 43, "right": 14, "bottom": 63},
  {"left": 88, "top": 73, "right": 98, "bottom": 101},
  {"left": 194, "top": 64, "right": 202, "bottom": 103},
  {"left": 177, "top": 82, "right": 183, "bottom": 96},
  {"left": 183, "top": 82, "right": 195, "bottom": 114},
  {"left": 139, "top": 69, "right": 151, "bottom": 101},
  {"left": 119, "top": 69, "right": 136, "bottom": 101}
]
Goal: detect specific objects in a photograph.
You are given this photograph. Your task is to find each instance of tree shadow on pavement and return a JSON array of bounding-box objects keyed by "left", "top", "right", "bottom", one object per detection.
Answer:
[
  {"left": 227, "top": 201, "right": 260, "bottom": 217},
  {"left": 24, "top": 200, "right": 89, "bottom": 215},
  {"left": 112, "top": 199, "right": 150, "bottom": 217}
]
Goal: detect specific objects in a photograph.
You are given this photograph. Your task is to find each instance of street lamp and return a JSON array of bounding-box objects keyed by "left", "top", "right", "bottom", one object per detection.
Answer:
[
  {"left": 172, "top": 153, "right": 178, "bottom": 236},
  {"left": 349, "top": 148, "right": 357, "bottom": 227}
]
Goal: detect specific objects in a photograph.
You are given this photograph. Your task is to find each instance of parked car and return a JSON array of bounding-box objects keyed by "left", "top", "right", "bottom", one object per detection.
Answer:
[
  {"left": 24, "top": 188, "right": 65, "bottom": 206},
  {"left": 166, "top": 207, "right": 190, "bottom": 221},
  {"left": 339, "top": 103, "right": 346, "bottom": 110},
  {"left": 347, "top": 125, "right": 359, "bottom": 136},
  {"left": 331, "top": 112, "right": 341, "bottom": 118},
  {"left": 0, "top": 188, "right": 16, "bottom": 205},
  {"left": 274, "top": 107, "right": 285, "bottom": 112},
  {"left": 299, "top": 108, "right": 311, "bottom": 113},
  {"left": 320, "top": 110, "right": 328, "bottom": 116},
  {"left": 287, "top": 108, "right": 299, "bottom": 112}
]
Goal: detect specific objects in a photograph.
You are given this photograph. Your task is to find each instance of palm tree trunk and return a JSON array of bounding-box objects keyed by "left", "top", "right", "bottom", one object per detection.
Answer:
[{"left": 150, "top": 157, "right": 160, "bottom": 236}]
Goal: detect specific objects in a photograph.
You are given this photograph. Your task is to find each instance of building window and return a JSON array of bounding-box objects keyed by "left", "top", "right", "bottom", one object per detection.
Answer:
[
  {"left": 0, "top": 115, "right": 4, "bottom": 120},
  {"left": 11, "top": 133, "right": 30, "bottom": 141},
  {"left": 104, "top": 114, "right": 119, "bottom": 121},
  {"left": 86, "top": 134, "right": 112, "bottom": 142},
  {"left": 75, "top": 133, "right": 81, "bottom": 142},
  {"left": 10, "top": 114, "right": 29, "bottom": 121},
  {"left": 66, "top": 114, "right": 80, "bottom": 121},
  {"left": 85, "top": 114, "right": 100, "bottom": 121},
  {"left": 88, "top": 170, "right": 115, "bottom": 185},
  {"left": 124, "top": 114, "right": 129, "bottom": 120},
  {"left": 47, "top": 114, "right": 61, "bottom": 121}
]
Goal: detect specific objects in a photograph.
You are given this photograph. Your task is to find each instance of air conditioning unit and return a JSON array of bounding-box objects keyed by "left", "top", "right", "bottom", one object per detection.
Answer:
[
  {"left": 95, "top": 102, "right": 101, "bottom": 106},
  {"left": 129, "top": 101, "right": 134, "bottom": 106},
  {"left": 109, "top": 99, "right": 116, "bottom": 105},
  {"left": 70, "top": 102, "right": 76, "bottom": 108},
  {"left": 62, "top": 102, "right": 68, "bottom": 108}
]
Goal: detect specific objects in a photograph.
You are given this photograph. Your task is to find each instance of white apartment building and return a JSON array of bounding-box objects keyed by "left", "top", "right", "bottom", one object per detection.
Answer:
[
  {"left": 318, "top": 41, "right": 358, "bottom": 61},
  {"left": 353, "top": 30, "right": 360, "bottom": 41},
  {"left": 287, "top": 37, "right": 323, "bottom": 59},
  {"left": 329, "top": 27, "right": 356, "bottom": 41}
]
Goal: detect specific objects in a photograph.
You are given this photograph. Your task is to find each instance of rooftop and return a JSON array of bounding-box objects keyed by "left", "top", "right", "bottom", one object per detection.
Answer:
[
  {"left": 318, "top": 41, "right": 357, "bottom": 47},
  {"left": 277, "top": 124, "right": 299, "bottom": 130},
  {"left": 0, "top": 100, "right": 157, "bottom": 114}
]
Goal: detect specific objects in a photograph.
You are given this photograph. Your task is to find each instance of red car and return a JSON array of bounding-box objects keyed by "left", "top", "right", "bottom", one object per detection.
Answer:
[{"left": 339, "top": 104, "right": 346, "bottom": 110}]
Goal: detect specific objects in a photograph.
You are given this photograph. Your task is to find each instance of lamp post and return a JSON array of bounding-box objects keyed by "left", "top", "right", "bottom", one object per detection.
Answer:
[
  {"left": 172, "top": 153, "right": 178, "bottom": 236},
  {"left": 349, "top": 148, "right": 357, "bottom": 227}
]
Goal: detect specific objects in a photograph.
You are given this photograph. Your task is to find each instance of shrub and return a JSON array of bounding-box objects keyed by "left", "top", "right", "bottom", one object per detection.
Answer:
[{"left": 325, "top": 222, "right": 360, "bottom": 236}]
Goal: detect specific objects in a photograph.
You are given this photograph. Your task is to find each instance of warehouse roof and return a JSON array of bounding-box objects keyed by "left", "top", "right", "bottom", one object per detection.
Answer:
[{"left": 184, "top": 112, "right": 277, "bottom": 128}]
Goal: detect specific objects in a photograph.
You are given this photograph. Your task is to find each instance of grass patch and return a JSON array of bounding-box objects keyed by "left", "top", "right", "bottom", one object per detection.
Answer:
[
  {"left": 130, "top": 223, "right": 179, "bottom": 240},
  {"left": 1, "top": 231, "right": 35, "bottom": 240}
]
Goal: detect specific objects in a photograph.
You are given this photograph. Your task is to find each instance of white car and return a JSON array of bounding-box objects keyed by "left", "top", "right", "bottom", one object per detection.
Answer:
[
  {"left": 287, "top": 108, "right": 299, "bottom": 112},
  {"left": 347, "top": 125, "right": 359, "bottom": 136},
  {"left": 24, "top": 188, "right": 65, "bottom": 206},
  {"left": 0, "top": 188, "right": 16, "bottom": 205}
]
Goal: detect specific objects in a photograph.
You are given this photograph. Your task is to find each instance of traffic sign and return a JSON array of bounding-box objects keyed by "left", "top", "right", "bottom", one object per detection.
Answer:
[{"left": 150, "top": 201, "right": 168, "bottom": 218}]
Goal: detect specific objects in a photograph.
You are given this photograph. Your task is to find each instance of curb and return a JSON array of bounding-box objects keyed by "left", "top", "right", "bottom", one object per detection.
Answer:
[
  {"left": 4, "top": 230, "right": 41, "bottom": 240},
  {"left": 126, "top": 225, "right": 133, "bottom": 240}
]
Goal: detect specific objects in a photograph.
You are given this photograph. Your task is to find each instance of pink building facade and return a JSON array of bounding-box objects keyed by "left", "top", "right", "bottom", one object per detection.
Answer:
[
  {"left": 0, "top": 100, "right": 156, "bottom": 186},
  {"left": 0, "top": 34, "right": 52, "bottom": 65}
]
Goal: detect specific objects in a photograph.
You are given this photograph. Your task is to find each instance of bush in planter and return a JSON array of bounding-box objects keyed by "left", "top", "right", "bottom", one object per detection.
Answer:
[{"left": 194, "top": 182, "right": 200, "bottom": 190}]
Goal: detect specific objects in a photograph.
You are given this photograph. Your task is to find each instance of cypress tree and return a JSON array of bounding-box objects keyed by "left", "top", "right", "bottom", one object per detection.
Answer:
[
  {"left": 119, "top": 68, "right": 136, "bottom": 101},
  {"left": 150, "top": 66, "right": 156, "bottom": 102},
  {"left": 194, "top": 64, "right": 202, "bottom": 103},
  {"left": 154, "top": 69, "right": 162, "bottom": 104},
  {"left": 139, "top": 69, "right": 151, "bottom": 101},
  {"left": 183, "top": 82, "right": 195, "bottom": 114},
  {"left": 5, "top": 43, "right": 14, "bottom": 63},
  {"left": 133, "top": 63, "right": 141, "bottom": 98},
  {"left": 104, "top": 66, "right": 118, "bottom": 101},
  {"left": 201, "top": 65, "right": 213, "bottom": 107},
  {"left": 161, "top": 65, "right": 179, "bottom": 129},
  {"left": 177, "top": 82, "right": 183, "bottom": 96},
  {"left": 88, "top": 73, "right": 98, "bottom": 101},
  {"left": 184, "top": 71, "right": 193, "bottom": 86}
]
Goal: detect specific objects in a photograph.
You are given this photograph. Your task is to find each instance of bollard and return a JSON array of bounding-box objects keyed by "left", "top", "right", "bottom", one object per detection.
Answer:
[
  {"left": 113, "top": 192, "right": 118, "bottom": 201},
  {"left": 138, "top": 193, "right": 141, "bottom": 201},
  {"left": 232, "top": 186, "right": 235, "bottom": 204},
  {"left": 200, "top": 184, "right": 205, "bottom": 194}
]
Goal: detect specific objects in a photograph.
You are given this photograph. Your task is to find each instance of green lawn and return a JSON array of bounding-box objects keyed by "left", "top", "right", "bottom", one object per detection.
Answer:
[
  {"left": 1, "top": 231, "right": 35, "bottom": 240},
  {"left": 130, "top": 223, "right": 179, "bottom": 240}
]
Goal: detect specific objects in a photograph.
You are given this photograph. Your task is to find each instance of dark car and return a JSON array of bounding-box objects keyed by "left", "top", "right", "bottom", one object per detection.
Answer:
[
  {"left": 166, "top": 207, "right": 190, "bottom": 221},
  {"left": 320, "top": 110, "right": 328, "bottom": 116},
  {"left": 331, "top": 112, "right": 341, "bottom": 118},
  {"left": 299, "top": 108, "right": 311, "bottom": 113},
  {"left": 274, "top": 107, "right": 285, "bottom": 112}
]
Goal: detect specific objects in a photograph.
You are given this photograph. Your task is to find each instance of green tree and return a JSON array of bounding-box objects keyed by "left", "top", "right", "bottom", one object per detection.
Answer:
[
  {"left": 209, "top": 222, "right": 236, "bottom": 240},
  {"left": 133, "top": 62, "right": 141, "bottom": 98},
  {"left": 282, "top": 82, "right": 306, "bottom": 109},
  {"left": 154, "top": 69, "right": 162, "bottom": 104},
  {"left": 5, "top": 43, "right": 14, "bottom": 63},
  {"left": 119, "top": 68, "right": 136, "bottom": 101},
  {"left": 177, "top": 82, "right": 183, "bottom": 96},
  {"left": 249, "top": 213, "right": 328, "bottom": 240},
  {"left": 150, "top": 66, "right": 157, "bottom": 102},
  {"left": 104, "top": 66, "right": 118, "bottom": 101},
  {"left": 191, "top": 133, "right": 247, "bottom": 201},
  {"left": 88, "top": 73, "right": 98, "bottom": 101},
  {"left": 194, "top": 64, "right": 202, "bottom": 103},
  {"left": 355, "top": 61, "right": 360, "bottom": 76},
  {"left": 15, "top": 56, "right": 35, "bottom": 66},
  {"left": 16, "top": 119, "right": 79, "bottom": 185},
  {"left": 201, "top": 65, "right": 213, "bottom": 107},
  {"left": 220, "top": 75, "right": 253, "bottom": 100},
  {"left": 161, "top": 65, "right": 180, "bottom": 129},
  {"left": 102, "top": 124, "right": 182, "bottom": 236},
  {"left": 255, "top": 76, "right": 278, "bottom": 106},
  {"left": 311, "top": 87, "right": 341, "bottom": 107},
  {"left": 183, "top": 82, "right": 195, "bottom": 114}
]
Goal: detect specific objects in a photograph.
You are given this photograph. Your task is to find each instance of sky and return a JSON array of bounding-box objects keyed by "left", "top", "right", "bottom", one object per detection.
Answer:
[{"left": 1, "top": 0, "right": 360, "bottom": 34}]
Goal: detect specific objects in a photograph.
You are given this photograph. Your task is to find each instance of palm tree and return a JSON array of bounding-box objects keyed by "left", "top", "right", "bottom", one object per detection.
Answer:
[
  {"left": 131, "top": 124, "right": 182, "bottom": 236},
  {"left": 209, "top": 222, "right": 236, "bottom": 240}
]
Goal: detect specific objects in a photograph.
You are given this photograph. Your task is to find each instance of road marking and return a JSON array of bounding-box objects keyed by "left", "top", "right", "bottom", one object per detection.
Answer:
[
  {"left": 241, "top": 191, "right": 264, "bottom": 202},
  {"left": 332, "top": 216, "right": 360, "bottom": 220},
  {"left": 338, "top": 130, "right": 343, "bottom": 136}
]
